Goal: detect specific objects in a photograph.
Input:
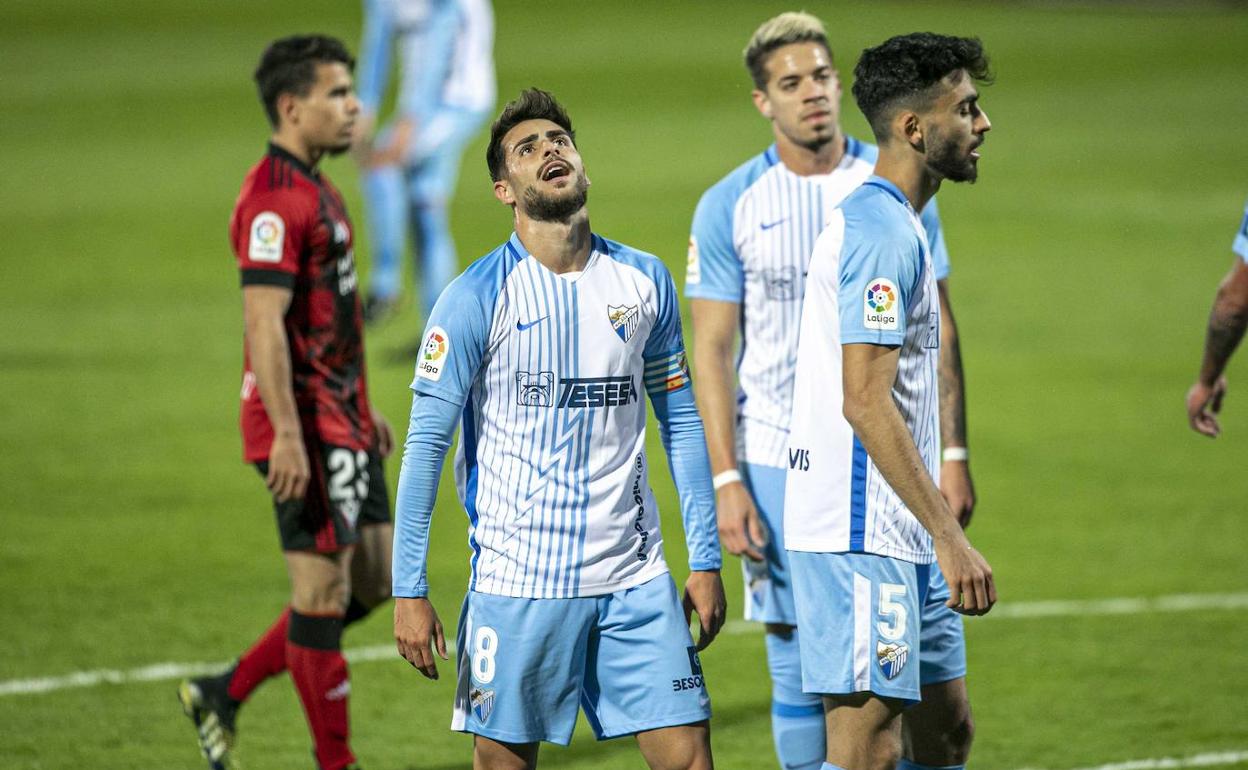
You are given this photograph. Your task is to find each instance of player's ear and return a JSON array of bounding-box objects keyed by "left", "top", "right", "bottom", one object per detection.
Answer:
[
  {"left": 493, "top": 178, "right": 515, "bottom": 206},
  {"left": 751, "top": 89, "right": 773, "bottom": 120},
  {"left": 899, "top": 110, "right": 924, "bottom": 152},
  {"left": 277, "top": 92, "right": 299, "bottom": 128}
]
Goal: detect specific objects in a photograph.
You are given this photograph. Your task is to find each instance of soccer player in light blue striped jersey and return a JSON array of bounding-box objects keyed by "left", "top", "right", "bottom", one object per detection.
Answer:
[
  {"left": 1186, "top": 198, "right": 1248, "bottom": 437},
  {"left": 391, "top": 89, "right": 725, "bottom": 770},
  {"left": 784, "top": 33, "right": 996, "bottom": 770},
  {"left": 686, "top": 13, "right": 976, "bottom": 770},
  {"left": 352, "top": 0, "right": 495, "bottom": 324}
]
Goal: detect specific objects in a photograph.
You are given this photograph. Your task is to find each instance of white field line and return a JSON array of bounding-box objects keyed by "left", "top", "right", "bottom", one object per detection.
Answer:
[
  {"left": 1019, "top": 749, "right": 1248, "bottom": 770},
  {"left": 2, "top": 591, "right": 1246, "bottom": 699}
]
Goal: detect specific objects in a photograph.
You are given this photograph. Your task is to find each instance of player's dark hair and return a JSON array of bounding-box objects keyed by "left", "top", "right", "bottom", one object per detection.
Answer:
[
  {"left": 254, "top": 35, "right": 356, "bottom": 127},
  {"left": 486, "top": 88, "right": 576, "bottom": 182},
  {"left": 852, "top": 33, "right": 992, "bottom": 142}
]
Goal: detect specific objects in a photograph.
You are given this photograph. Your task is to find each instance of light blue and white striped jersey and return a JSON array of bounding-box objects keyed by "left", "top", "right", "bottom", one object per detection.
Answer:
[
  {"left": 785, "top": 177, "right": 941, "bottom": 564},
  {"left": 356, "top": 0, "right": 495, "bottom": 119},
  {"left": 1234, "top": 198, "right": 1248, "bottom": 262},
  {"left": 411, "top": 233, "right": 716, "bottom": 598},
  {"left": 685, "top": 138, "right": 949, "bottom": 469}
]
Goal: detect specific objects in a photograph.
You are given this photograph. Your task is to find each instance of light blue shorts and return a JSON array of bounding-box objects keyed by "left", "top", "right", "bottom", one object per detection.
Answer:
[
  {"left": 741, "top": 463, "right": 797, "bottom": 625},
  {"left": 450, "top": 574, "right": 712, "bottom": 745},
  {"left": 747, "top": 464, "right": 966, "bottom": 685},
  {"left": 791, "top": 551, "right": 953, "bottom": 704}
]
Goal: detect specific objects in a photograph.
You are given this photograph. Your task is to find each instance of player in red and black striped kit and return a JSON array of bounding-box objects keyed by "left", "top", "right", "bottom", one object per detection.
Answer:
[{"left": 178, "top": 35, "right": 392, "bottom": 770}]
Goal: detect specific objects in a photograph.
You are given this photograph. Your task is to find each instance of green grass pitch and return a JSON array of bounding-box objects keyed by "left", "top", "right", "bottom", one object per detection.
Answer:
[{"left": 2, "top": 0, "right": 1247, "bottom": 767}]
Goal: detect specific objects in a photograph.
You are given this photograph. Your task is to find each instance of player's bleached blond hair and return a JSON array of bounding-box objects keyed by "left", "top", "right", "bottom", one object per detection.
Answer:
[{"left": 743, "top": 12, "right": 831, "bottom": 90}]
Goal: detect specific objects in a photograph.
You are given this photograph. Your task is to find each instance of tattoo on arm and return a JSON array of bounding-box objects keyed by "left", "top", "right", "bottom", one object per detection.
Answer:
[{"left": 1201, "top": 301, "right": 1248, "bottom": 384}]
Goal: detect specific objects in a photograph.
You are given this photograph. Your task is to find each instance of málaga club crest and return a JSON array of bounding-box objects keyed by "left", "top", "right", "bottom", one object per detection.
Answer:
[{"left": 608, "top": 304, "right": 639, "bottom": 343}]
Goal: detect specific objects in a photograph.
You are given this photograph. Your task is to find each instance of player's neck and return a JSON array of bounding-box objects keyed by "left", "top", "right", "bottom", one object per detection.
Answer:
[
  {"left": 774, "top": 127, "right": 844, "bottom": 176},
  {"left": 514, "top": 210, "right": 592, "bottom": 275},
  {"left": 269, "top": 134, "right": 322, "bottom": 171},
  {"left": 873, "top": 148, "right": 941, "bottom": 211}
]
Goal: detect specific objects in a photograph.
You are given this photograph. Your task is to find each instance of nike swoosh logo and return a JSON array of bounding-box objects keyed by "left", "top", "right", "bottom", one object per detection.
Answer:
[
  {"left": 761, "top": 218, "right": 787, "bottom": 231},
  {"left": 516, "top": 316, "right": 548, "bottom": 331}
]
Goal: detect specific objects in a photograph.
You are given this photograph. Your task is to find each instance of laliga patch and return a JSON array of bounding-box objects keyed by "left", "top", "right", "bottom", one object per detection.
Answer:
[
  {"left": 863, "top": 277, "right": 901, "bottom": 330},
  {"left": 686, "top": 235, "right": 701, "bottom": 284},
  {"left": 877, "top": 640, "right": 909, "bottom": 680},
  {"left": 469, "top": 686, "right": 496, "bottom": 722},
  {"left": 417, "top": 326, "right": 449, "bottom": 382},
  {"left": 248, "top": 211, "right": 284, "bottom": 263}
]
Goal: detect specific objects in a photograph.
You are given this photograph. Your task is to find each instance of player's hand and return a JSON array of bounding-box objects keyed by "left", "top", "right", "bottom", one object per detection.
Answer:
[
  {"left": 394, "top": 597, "right": 448, "bottom": 680},
  {"left": 682, "top": 570, "right": 727, "bottom": 651},
  {"left": 266, "top": 433, "right": 310, "bottom": 503},
  {"left": 368, "top": 117, "right": 414, "bottom": 168},
  {"left": 1186, "top": 376, "right": 1227, "bottom": 438},
  {"left": 716, "top": 481, "right": 767, "bottom": 562},
  {"left": 373, "top": 411, "right": 395, "bottom": 458},
  {"left": 933, "top": 530, "right": 996, "bottom": 616},
  {"left": 940, "top": 460, "right": 976, "bottom": 529}
]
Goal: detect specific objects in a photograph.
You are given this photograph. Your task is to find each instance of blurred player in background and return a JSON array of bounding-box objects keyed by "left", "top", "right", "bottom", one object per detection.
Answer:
[
  {"left": 784, "top": 33, "right": 996, "bottom": 770},
  {"left": 178, "top": 35, "right": 393, "bottom": 770},
  {"left": 353, "top": 0, "right": 496, "bottom": 327},
  {"left": 391, "top": 88, "right": 725, "bottom": 769},
  {"left": 687, "top": 13, "right": 976, "bottom": 770},
  {"left": 1186, "top": 200, "right": 1248, "bottom": 437}
]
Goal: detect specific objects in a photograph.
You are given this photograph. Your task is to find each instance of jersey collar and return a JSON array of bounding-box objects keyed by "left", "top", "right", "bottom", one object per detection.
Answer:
[
  {"left": 267, "top": 142, "right": 320, "bottom": 182},
  {"left": 863, "top": 175, "right": 912, "bottom": 210},
  {"left": 506, "top": 231, "right": 605, "bottom": 277}
]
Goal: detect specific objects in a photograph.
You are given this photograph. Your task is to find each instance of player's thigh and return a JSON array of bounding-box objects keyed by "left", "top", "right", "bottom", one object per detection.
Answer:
[
  {"left": 452, "top": 590, "right": 595, "bottom": 746},
  {"left": 789, "top": 551, "right": 925, "bottom": 704},
  {"left": 902, "top": 677, "right": 973, "bottom": 763},
  {"left": 918, "top": 566, "right": 968, "bottom": 686},
  {"left": 349, "top": 452, "right": 393, "bottom": 603},
  {"left": 824, "top": 692, "right": 905, "bottom": 769},
  {"left": 582, "top": 575, "right": 712, "bottom": 741},
  {"left": 635, "top": 722, "right": 712, "bottom": 770},
  {"left": 473, "top": 735, "right": 540, "bottom": 770},
  {"left": 258, "top": 442, "right": 371, "bottom": 556},
  {"left": 741, "top": 463, "right": 798, "bottom": 625}
]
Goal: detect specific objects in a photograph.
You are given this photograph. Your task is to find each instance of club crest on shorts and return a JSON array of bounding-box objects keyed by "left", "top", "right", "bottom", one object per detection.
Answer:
[
  {"left": 470, "top": 686, "right": 495, "bottom": 722},
  {"left": 877, "top": 640, "right": 909, "bottom": 680},
  {"left": 608, "top": 304, "right": 639, "bottom": 343}
]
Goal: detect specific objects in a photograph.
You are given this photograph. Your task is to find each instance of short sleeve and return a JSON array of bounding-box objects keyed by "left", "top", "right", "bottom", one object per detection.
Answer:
[
  {"left": 685, "top": 186, "right": 743, "bottom": 302},
  {"left": 644, "top": 264, "right": 692, "bottom": 396},
  {"left": 410, "top": 275, "right": 492, "bottom": 405},
  {"left": 1234, "top": 199, "right": 1248, "bottom": 263},
  {"left": 233, "top": 191, "right": 307, "bottom": 288},
  {"left": 919, "top": 197, "right": 951, "bottom": 280},
  {"left": 837, "top": 222, "right": 923, "bottom": 347}
]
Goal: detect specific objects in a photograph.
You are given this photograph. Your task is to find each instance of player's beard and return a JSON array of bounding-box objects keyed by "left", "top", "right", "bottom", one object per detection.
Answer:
[
  {"left": 325, "top": 141, "right": 352, "bottom": 157},
  {"left": 926, "top": 125, "right": 978, "bottom": 183},
  {"left": 522, "top": 174, "right": 589, "bottom": 222}
]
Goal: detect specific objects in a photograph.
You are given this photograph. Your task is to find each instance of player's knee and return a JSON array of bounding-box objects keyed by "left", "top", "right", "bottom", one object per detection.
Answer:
[
  {"left": 945, "top": 708, "right": 974, "bottom": 762},
  {"left": 871, "top": 734, "right": 903, "bottom": 770}
]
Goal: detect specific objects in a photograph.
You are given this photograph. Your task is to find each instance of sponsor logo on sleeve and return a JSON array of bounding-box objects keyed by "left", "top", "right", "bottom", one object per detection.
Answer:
[
  {"left": 248, "top": 211, "right": 285, "bottom": 263},
  {"left": 686, "top": 235, "right": 701, "bottom": 284},
  {"left": 416, "top": 326, "right": 449, "bottom": 382},
  {"left": 863, "top": 277, "right": 900, "bottom": 330}
]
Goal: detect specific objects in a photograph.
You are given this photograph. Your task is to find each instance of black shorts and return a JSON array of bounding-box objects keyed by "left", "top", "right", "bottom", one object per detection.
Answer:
[{"left": 255, "top": 443, "right": 391, "bottom": 553}]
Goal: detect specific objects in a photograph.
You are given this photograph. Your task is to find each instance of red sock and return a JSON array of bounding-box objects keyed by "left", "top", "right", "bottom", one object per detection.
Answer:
[
  {"left": 287, "top": 611, "right": 354, "bottom": 770},
  {"left": 226, "top": 607, "right": 291, "bottom": 702}
]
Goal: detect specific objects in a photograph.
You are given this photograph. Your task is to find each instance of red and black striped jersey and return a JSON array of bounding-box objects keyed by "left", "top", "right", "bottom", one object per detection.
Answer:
[{"left": 229, "top": 143, "right": 376, "bottom": 462}]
